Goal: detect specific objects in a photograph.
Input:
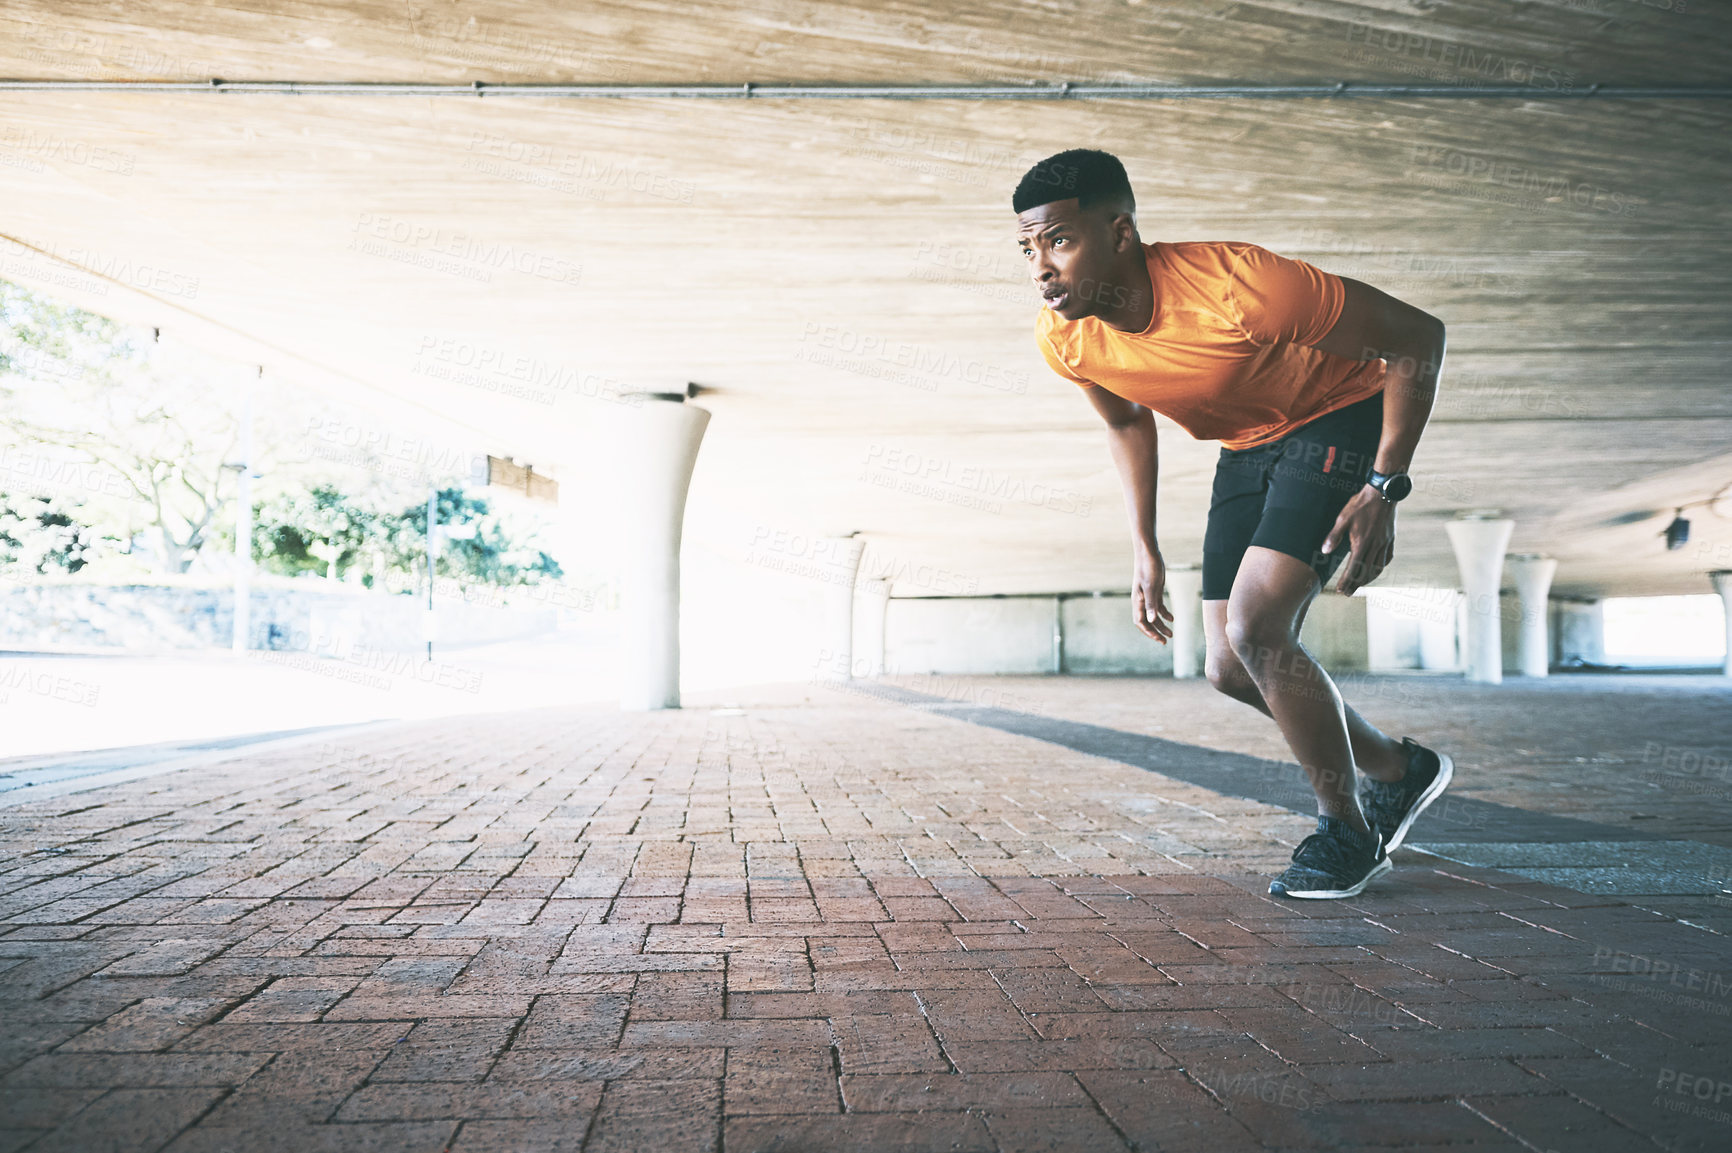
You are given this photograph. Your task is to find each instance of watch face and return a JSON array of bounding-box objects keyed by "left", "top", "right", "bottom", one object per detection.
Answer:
[{"left": 1383, "top": 473, "right": 1413, "bottom": 502}]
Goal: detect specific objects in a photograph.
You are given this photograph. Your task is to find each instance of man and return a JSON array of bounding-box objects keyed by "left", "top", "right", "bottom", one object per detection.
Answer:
[{"left": 1015, "top": 148, "right": 1453, "bottom": 899}]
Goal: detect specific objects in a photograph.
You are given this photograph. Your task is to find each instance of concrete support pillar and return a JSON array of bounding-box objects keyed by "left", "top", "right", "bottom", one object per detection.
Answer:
[
  {"left": 855, "top": 578, "right": 890, "bottom": 678},
  {"left": 1165, "top": 565, "right": 1204, "bottom": 679},
  {"left": 617, "top": 400, "right": 711, "bottom": 710},
  {"left": 1552, "top": 598, "right": 1605, "bottom": 668},
  {"left": 1508, "top": 554, "right": 1558, "bottom": 678},
  {"left": 1712, "top": 571, "right": 1732, "bottom": 677},
  {"left": 815, "top": 535, "right": 865, "bottom": 680},
  {"left": 1446, "top": 514, "right": 1515, "bottom": 684}
]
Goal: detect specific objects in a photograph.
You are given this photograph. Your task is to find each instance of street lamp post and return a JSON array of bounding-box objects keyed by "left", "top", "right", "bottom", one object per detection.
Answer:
[
  {"left": 425, "top": 487, "right": 438, "bottom": 661},
  {"left": 232, "top": 366, "right": 260, "bottom": 653}
]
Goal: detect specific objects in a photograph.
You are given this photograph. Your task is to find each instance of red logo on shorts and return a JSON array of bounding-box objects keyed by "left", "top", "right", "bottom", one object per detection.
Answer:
[{"left": 1323, "top": 446, "right": 1336, "bottom": 473}]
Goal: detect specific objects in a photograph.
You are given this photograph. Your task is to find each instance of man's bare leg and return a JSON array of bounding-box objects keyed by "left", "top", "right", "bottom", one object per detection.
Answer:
[
  {"left": 1211, "top": 547, "right": 1397, "bottom": 835},
  {"left": 1202, "top": 596, "right": 1409, "bottom": 785}
]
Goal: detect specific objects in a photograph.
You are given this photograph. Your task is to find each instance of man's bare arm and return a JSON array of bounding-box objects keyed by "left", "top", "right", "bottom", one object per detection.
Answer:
[
  {"left": 1309, "top": 275, "right": 1447, "bottom": 477},
  {"left": 1083, "top": 383, "right": 1172, "bottom": 641},
  {"left": 1305, "top": 277, "right": 1446, "bottom": 594}
]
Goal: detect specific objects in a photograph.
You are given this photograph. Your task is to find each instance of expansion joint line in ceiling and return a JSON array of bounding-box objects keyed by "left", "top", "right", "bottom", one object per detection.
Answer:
[{"left": 0, "top": 79, "right": 1728, "bottom": 99}]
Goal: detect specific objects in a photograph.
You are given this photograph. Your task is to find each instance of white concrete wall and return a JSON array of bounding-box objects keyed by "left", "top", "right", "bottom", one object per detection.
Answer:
[
  {"left": 679, "top": 545, "right": 832, "bottom": 688},
  {"left": 1365, "top": 587, "right": 1462, "bottom": 671},
  {"left": 883, "top": 591, "right": 1373, "bottom": 677},
  {"left": 0, "top": 582, "right": 558, "bottom": 654},
  {"left": 884, "top": 596, "right": 1058, "bottom": 675},
  {"left": 1059, "top": 595, "right": 1174, "bottom": 675},
  {"left": 1553, "top": 599, "right": 1606, "bottom": 666},
  {"left": 1298, "top": 593, "right": 1369, "bottom": 672}
]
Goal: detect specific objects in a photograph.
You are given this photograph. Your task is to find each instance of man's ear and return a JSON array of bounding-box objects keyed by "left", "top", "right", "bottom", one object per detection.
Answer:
[{"left": 1110, "top": 208, "right": 1138, "bottom": 251}]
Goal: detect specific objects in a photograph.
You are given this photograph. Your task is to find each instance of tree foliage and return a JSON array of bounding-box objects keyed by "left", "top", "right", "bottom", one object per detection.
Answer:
[
  {"left": 0, "top": 492, "right": 111, "bottom": 574},
  {"left": 0, "top": 278, "right": 564, "bottom": 591},
  {"left": 251, "top": 485, "right": 561, "bottom": 589},
  {"left": 0, "top": 279, "right": 238, "bottom": 574}
]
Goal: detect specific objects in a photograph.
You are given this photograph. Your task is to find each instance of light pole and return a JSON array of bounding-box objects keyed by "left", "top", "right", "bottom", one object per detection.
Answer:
[
  {"left": 425, "top": 487, "right": 438, "bottom": 661},
  {"left": 231, "top": 365, "right": 261, "bottom": 653}
]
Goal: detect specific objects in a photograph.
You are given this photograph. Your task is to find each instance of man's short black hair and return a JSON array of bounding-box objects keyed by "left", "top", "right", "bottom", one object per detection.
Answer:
[{"left": 1012, "top": 149, "right": 1134, "bottom": 215}]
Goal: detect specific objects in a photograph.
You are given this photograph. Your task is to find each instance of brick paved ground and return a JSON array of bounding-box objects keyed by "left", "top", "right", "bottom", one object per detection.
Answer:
[{"left": 3, "top": 675, "right": 1731, "bottom": 1151}]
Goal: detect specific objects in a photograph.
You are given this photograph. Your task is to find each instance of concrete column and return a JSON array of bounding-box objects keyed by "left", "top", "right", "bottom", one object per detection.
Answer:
[
  {"left": 1165, "top": 565, "right": 1204, "bottom": 679},
  {"left": 815, "top": 535, "right": 865, "bottom": 680},
  {"left": 618, "top": 399, "right": 711, "bottom": 710},
  {"left": 1445, "top": 514, "right": 1515, "bottom": 684},
  {"left": 1552, "top": 598, "right": 1605, "bottom": 668},
  {"left": 1508, "top": 554, "right": 1558, "bottom": 677},
  {"left": 855, "top": 578, "right": 890, "bottom": 677},
  {"left": 1712, "top": 571, "right": 1732, "bottom": 677}
]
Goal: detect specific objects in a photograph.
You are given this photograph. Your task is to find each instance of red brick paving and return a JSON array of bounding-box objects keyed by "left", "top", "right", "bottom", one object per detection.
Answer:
[{"left": 1, "top": 680, "right": 1729, "bottom": 1151}]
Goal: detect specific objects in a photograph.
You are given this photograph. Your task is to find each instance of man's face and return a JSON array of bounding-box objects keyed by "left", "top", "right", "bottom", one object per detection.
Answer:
[{"left": 1016, "top": 197, "right": 1129, "bottom": 321}]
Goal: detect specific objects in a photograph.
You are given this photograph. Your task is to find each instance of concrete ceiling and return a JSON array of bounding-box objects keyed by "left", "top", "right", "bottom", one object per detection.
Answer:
[{"left": 2, "top": 1, "right": 1730, "bottom": 601}]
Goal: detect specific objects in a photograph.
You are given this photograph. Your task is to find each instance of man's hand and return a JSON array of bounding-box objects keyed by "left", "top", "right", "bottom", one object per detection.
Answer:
[
  {"left": 1321, "top": 487, "right": 1396, "bottom": 595},
  {"left": 1132, "top": 547, "right": 1175, "bottom": 643}
]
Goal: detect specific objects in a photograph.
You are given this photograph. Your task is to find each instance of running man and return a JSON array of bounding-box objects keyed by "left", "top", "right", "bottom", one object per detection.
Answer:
[{"left": 1015, "top": 149, "right": 1454, "bottom": 899}]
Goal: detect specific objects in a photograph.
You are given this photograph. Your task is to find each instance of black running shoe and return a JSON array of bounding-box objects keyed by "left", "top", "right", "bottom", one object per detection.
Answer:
[
  {"left": 1268, "top": 816, "right": 1390, "bottom": 899},
  {"left": 1360, "top": 738, "right": 1454, "bottom": 853}
]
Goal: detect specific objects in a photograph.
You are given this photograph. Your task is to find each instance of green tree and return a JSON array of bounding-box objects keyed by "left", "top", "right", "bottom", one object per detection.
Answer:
[
  {"left": 252, "top": 485, "right": 378, "bottom": 580},
  {"left": 0, "top": 492, "right": 110, "bottom": 574},
  {"left": 253, "top": 484, "right": 561, "bottom": 589},
  {"left": 0, "top": 279, "right": 240, "bottom": 575},
  {"left": 406, "top": 488, "right": 563, "bottom": 587}
]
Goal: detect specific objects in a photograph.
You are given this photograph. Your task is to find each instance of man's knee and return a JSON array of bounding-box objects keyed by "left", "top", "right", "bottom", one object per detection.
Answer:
[
  {"left": 1205, "top": 650, "right": 1251, "bottom": 696},
  {"left": 1223, "top": 607, "right": 1298, "bottom": 670}
]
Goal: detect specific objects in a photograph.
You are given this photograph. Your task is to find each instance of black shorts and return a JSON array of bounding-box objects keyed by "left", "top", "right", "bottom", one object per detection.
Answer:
[{"left": 1201, "top": 390, "right": 1384, "bottom": 601}]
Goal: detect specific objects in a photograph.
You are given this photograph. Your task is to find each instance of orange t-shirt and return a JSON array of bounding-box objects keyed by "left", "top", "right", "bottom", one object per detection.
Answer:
[{"left": 1036, "top": 240, "right": 1386, "bottom": 451}]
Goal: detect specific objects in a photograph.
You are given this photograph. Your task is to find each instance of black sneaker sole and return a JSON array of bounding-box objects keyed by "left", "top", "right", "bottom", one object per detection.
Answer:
[
  {"left": 1268, "top": 855, "right": 1392, "bottom": 900},
  {"left": 1384, "top": 751, "right": 1454, "bottom": 853}
]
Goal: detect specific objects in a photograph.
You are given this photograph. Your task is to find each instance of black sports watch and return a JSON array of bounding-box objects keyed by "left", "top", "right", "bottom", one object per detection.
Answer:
[{"left": 1366, "top": 469, "right": 1413, "bottom": 503}]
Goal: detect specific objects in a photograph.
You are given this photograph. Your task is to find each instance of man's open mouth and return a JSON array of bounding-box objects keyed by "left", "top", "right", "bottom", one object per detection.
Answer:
[{"left": 1043, "top": 288, "right": 1070, "bottom": 307}]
